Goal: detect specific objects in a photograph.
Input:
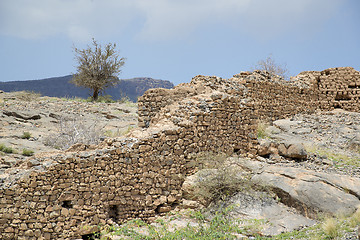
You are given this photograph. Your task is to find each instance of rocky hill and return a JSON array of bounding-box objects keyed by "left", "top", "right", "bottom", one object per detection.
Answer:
[{"left": 0, "top": 75, "right": 174, "bottom": 102}]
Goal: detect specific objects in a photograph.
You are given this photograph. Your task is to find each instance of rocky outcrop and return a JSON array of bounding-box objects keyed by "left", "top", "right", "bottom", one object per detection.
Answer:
[
  {"left": 182, "top": 164, "right": 317, "bottom": 236},
  {"left": 224, "top": 191, "right": 317, "bottom": 236},
  {"left": 243, "top": 161, "right": 360, "bottom": 217}
]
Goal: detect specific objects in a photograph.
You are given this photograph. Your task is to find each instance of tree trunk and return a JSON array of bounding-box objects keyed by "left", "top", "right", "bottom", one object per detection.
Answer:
[{"left": 92, "top": 89, "right": 99, "bottom": 101}]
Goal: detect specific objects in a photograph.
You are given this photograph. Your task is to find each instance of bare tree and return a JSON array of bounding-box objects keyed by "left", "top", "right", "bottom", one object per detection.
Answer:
[
  {"left": 254, "top": 55, "right": 288, "bottom": 79},
  {"left": 72, "top": 39, "right": 126, "bottom": 101}
]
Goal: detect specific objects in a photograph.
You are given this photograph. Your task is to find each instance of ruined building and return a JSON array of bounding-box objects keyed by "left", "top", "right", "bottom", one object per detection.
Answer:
[{"left": 0, "top": 67, "right": 359, "bottom": 239}]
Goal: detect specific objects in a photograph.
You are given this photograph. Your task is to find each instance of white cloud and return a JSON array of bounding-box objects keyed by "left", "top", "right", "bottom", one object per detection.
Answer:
[
  {"left": 0, "top": 0, "right": 139, "bottom": 42},
  {"left": 0, "top": 0, "right": 344, "bottom": 42},
  {"left": 133, "top": 0, "right": 251, "bottom": 40}
]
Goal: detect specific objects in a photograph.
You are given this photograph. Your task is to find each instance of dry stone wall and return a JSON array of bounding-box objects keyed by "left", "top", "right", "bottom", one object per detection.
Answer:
[
  {"left": 240, "top": 72, "right": 326, "bottom": 122},
  {"left": 308, "top": 67, "right": 360, "bottom": 111},
  {"left": 0, "top": 134, "right": 186, "bottom": 239},
  {"left": 1, "top": 67, "right": 360, "bottom": 240},
  {"left": 0, "top": 90, "right": 257, "bottom": 239}
]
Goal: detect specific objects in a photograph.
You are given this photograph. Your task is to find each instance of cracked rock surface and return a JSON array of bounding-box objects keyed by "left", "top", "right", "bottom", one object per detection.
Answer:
[{"left": 242, "top": 160, "right": 360, "bottom": 217}]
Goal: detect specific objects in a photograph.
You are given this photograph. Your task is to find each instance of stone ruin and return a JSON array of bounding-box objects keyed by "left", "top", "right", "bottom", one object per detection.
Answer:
[{"left": 0, "top": 67, "right": 359, "bottom": 239}]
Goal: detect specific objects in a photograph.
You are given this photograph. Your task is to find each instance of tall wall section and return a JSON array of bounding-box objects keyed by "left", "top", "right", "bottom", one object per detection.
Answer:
[
  {"left": 239, "top": 71, "right": 326, "bottom": 121},
  {"left": 310, "top": 67, "right": 359, "bottom": 111}
]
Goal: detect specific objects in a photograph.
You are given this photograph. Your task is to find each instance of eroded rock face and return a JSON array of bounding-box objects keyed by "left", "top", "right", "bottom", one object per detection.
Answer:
[
  {"left": 182, "top": 162, "right": 317, "bottom": 236},
  {"left": 243, "top": 161, "right": 360, "bottom": 217},
  {"left": 223, "top": 192, "right": 317, "bottom": 236}
]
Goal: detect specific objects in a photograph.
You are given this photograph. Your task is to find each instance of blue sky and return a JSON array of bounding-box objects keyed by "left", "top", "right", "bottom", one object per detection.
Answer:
[{"left": 0, "top": 0, "right": 359, "bottom": 85}]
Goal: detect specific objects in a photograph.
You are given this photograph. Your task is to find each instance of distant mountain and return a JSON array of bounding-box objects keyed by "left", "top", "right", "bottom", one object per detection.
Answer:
[{"left": 0, "top": 75, "right": 174, "bottom": 102}]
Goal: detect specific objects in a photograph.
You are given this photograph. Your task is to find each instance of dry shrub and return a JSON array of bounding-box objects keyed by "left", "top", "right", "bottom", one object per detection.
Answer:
[
  {"left": 191, "top": 152, "right": 263, "bottom": 205},
  {"left": 254, "top": 55, "right": 288, "bottom": 79},
  {"left": 43, "top": 117, "right": 103, "bottom": 150}
]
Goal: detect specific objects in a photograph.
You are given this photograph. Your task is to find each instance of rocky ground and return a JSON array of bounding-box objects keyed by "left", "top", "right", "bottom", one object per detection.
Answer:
[
  {"left": 1, "top": 90, "right": 360, "bottom": 239},
  {"left": 0, "top": 90, "right": 138, "bottom": 181}
]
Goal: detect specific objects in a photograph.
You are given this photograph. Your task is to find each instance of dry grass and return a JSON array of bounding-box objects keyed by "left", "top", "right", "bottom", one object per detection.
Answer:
[
  {"left": 257, "top": 120, "right": 270, "bottom": 139},
  {"left": 15, "top": 91, "right": 41, "bottom": 101},
  {"left": 305, "top": 144, "right": 360, "bottom": 168},
  {"left": 322, "top": 217, "right": 339, "bottom": 238}
]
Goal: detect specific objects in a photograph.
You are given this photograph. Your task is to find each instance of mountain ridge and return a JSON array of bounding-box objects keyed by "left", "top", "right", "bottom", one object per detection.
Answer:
[{"left": 0, "top": 75, "right": 174, "bottom": 102}]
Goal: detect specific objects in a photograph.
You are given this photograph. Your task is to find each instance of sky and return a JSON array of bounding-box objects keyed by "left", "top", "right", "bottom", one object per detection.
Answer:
[{"left": 0, "top": 0, "right": 359, "bottom": 85}]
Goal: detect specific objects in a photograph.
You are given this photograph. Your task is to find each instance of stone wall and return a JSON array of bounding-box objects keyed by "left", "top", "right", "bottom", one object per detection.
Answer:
[
  {"left": 0, "top": 132, "right": 187, "bottom": 239},
  {"left": 138, "top": 67, "right": 360, "bottom": 126},
  {"left": 0, "top": 80, "right": 257, "bottom": 239},
  {"left": 236, "top": 71, "right": 325, "bottom": 122},
  {"left": 1, "top": 67, "right": 360, "bottom": 239},
  {"left": 312, "top": 67, "right": 360, "bottom": 111}
]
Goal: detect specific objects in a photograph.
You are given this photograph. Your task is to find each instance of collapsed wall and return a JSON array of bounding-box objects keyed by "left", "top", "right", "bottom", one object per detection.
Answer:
[{"left": 1, "top": 67, "right": 359, "bottom": 239}]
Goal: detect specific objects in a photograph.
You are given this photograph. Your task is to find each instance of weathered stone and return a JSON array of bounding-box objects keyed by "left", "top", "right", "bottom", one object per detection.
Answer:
[
  {"left": 246, "top": 161, "right": 360, "bottom": 217},
  {"left": 283, "top": 143, "right": 307, "bottom": 160},
  {"left": 181, "top": 200, "right": 202, "bottom": 209},
  {"left": 222, "top": 191, "right": 317, "bottom": 236},
  {"left": 157, "top": 206, "right": 171, "bottom": 213}
]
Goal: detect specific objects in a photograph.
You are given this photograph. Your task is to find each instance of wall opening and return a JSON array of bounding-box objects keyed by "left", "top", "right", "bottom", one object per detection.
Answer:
[
  {"left": 81, "top": 232, "right": 100, "bottom": 240},
  {"left": 108, "top": 205, "right": 119, "bottom": 222},
  {"left": 349, "top": 85, "right": 360, "bottom": 89},
  {"left": 233, "top": 148, "right": 240, "bottom": 153},
  {"left": 334, "top": 104, "right": 342, "bottom": 109},
  {"left": 335, "top": 94, "right": 351, "bottom": 101},
  {"left": 61, "top": 200, "right": 72, "bottom": 209},
  {"left": 155, "top": 204, "right": 172, "bottom": 214},
  {"left": 323, "top": 70, "right": 331, "bottom": 76}
]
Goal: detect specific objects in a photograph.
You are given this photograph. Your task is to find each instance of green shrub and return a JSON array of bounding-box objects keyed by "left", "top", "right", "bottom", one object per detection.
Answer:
[
  {"left": 104, "top": 208, "right": 244, "bottom": 240},
  {"left": 0, "top": 144, "right": 15, "bottom": 154},
  {"left": 22, "top": 148, "right": 34, "bottom": 156},
  {"left": 21, "top": 131, "right": 32, "bottom": 139}
]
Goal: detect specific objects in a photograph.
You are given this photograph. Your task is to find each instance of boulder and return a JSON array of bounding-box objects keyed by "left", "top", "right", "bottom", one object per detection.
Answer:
[{"left": 282, "top": 143, "right": 307, "bottom": 160}]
